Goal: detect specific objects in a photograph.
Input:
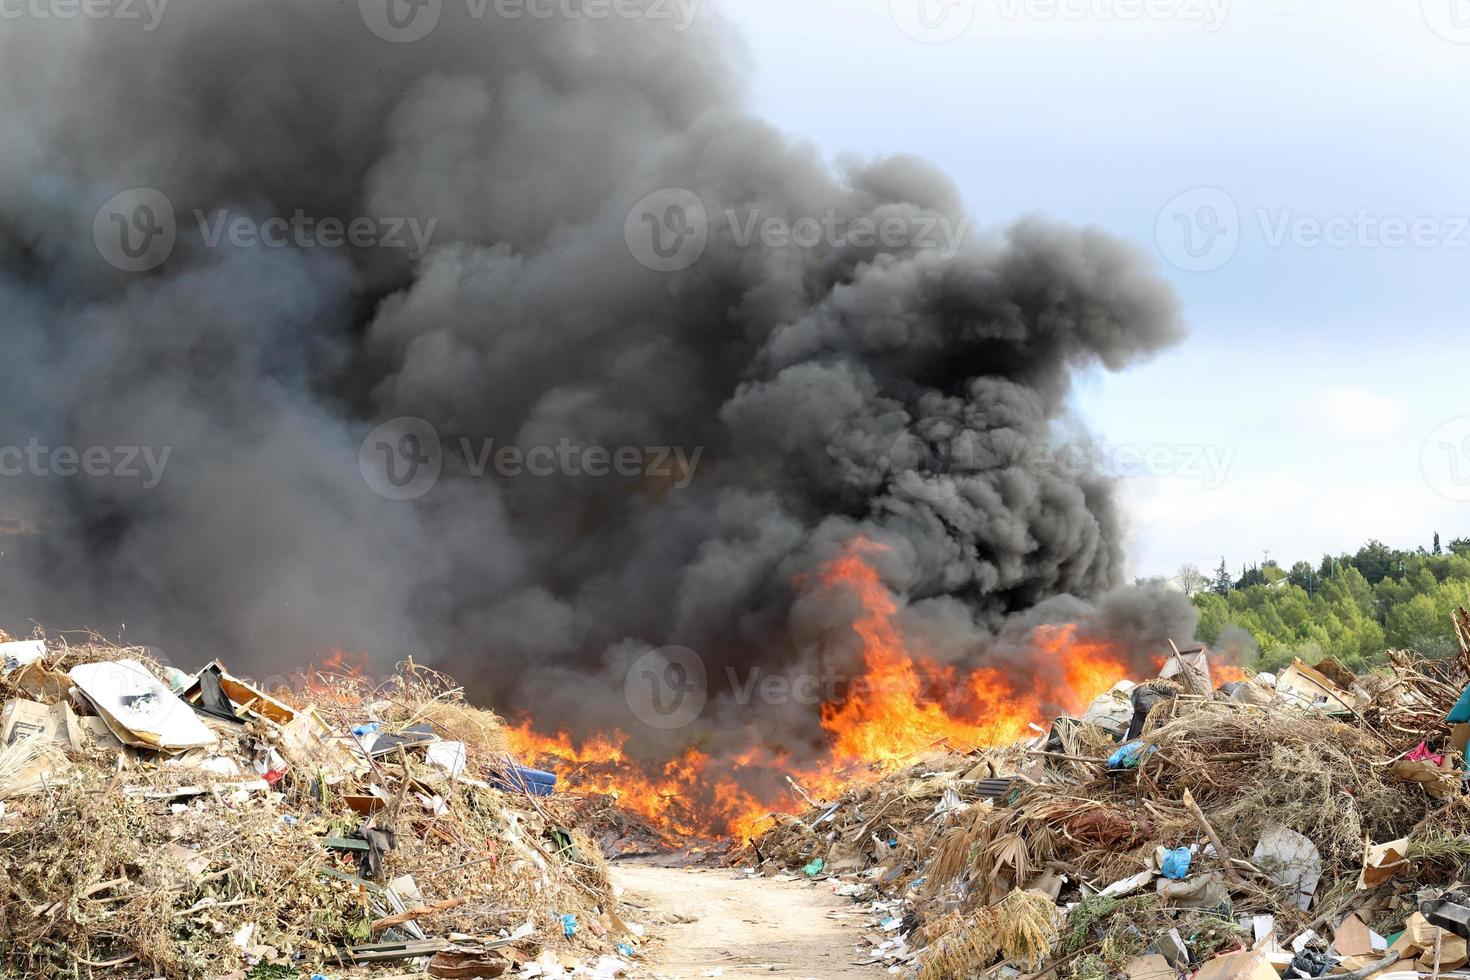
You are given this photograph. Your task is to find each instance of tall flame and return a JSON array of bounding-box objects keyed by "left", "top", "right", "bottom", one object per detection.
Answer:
[{"left": 502, "top": 537, "right": 1213, "bottom": 840}]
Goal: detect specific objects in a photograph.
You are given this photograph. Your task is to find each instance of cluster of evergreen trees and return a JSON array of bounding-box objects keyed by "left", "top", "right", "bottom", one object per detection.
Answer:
[{"left": 1169, "top": 535, "right": 1470, "bottom": 671}]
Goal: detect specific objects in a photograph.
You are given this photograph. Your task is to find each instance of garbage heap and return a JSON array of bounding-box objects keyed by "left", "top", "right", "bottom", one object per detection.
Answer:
[
  {"left": 0, "top": 633, "right": 641, "bottom": 980},
  {"left": 748, "top": 640, "right": 1470, "bottom": 980}
]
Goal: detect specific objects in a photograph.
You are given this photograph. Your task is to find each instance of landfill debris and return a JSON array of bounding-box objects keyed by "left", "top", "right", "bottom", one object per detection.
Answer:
[
  {"left": 70, "top": 659, "right": 219, "bottom": 752},
  {"left": 0, "top": 634, "right": 643, "bottom": 979},
  {"left": 0, "top": 639, "right": 45, "bottom": 677},
  {"left": 742, "top": 618, "right": 1470, "bottom": 980}
]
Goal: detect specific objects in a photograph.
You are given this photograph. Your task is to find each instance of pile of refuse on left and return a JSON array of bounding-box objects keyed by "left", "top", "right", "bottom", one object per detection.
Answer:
[{"left": 0, "top": 631, "right": 644, "bottom": 979}]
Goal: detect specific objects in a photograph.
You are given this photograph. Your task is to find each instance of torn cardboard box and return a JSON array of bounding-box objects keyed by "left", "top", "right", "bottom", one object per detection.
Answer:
[
  {"left": 1, "top": 698, "right": 82, "bottom": 751},
  {"left": 69, "top": 660, "right": 218, "bottom": 753}
]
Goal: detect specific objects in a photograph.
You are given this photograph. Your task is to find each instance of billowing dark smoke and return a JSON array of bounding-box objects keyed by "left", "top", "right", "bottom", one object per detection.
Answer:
[{"left": 0, "top": 0, "right": 1193, "bottom": 760}]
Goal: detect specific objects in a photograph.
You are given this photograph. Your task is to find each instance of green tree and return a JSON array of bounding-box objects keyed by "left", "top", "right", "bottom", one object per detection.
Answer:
[{"left": 1212, "top": 558, "right": 1232, "bottom": 597}]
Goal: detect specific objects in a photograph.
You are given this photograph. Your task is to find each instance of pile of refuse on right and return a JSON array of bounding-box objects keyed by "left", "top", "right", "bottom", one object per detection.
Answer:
[{"left": 746, "top": 621, "right": 1470, "bottom": 980}]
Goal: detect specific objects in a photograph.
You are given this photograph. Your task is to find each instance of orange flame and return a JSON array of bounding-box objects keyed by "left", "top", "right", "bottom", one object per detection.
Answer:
[{"left": 499, "top": 537, "right": 1227, "bottom": 841}]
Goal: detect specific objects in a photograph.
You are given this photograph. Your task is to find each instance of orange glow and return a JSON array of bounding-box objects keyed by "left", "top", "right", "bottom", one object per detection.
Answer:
[
  {"left": 1213, "top": 662, "right": 1248, "bottom": 684},
  {"left": 497, "top": 537, "right": 1234, "bottom": 841}
]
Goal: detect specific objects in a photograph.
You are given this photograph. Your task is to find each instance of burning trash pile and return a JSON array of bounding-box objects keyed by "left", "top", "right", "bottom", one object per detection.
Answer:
[
  {"left": 745, "top": 617, "right": 1470, "bottom": 980},
  {"left": 0, "top": 632, "right": 643, "bottom": 980}
]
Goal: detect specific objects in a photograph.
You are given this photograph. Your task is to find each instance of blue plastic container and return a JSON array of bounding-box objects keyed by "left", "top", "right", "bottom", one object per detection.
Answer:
[{"left": 493, "top": 765, "right": 558, "bottom": 797}]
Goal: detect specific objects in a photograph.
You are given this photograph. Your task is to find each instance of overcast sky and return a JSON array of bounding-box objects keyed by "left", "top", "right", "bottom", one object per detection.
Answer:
[{"left": 712, "top": 0, "right": 1470, "bottom": 579}]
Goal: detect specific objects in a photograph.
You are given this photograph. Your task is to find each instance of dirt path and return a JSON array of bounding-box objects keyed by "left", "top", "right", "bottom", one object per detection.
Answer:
[{"left": 613, "top": 861, "right": 884, "bottom": 980}]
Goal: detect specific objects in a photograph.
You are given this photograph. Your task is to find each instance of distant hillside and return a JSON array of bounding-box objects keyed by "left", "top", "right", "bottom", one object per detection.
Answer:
[{"left": 1188, "top": 536, "right": 1470, "bottom": 671}]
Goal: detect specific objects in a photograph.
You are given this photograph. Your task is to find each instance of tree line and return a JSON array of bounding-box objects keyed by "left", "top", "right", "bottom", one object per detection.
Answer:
[{"left": 1162, "top": 534, "right": 1470, "bottom": 672}]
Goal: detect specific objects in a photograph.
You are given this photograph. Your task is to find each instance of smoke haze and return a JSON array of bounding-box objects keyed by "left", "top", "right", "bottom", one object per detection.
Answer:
[{"left": 0, "top": 0, "right": 1194, "bottom": 758}]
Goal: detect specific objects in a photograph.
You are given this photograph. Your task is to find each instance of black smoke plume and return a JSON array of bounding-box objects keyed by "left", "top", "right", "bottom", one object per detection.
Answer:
[{"left": 0, "top": 0, "right": 1193, "bottom": 760}]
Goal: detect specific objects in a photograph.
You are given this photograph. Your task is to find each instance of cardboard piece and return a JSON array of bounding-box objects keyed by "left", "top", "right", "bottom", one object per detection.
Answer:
[
  {"left": 1391, "top": 913, "right": 1469, "bottom": 970},
  {"left": 1, "top": 698, "right": 82, "bottom": 751},
  {"left": 179, "top": 660, "right": 297, "bottom": 726},
  {"left": 1193, "top": 950, "right": 1280, "bottom": 980},
  {"left": 1330, "top": 952, "right": 1406, "bottom": 979},
  {"left": 1389, "top": 756, "right": 1459, "bottom": 799},
  {"left": 69, "top": 661, "right": 218, "bottom": 753},
  {"left": 76, "top": 715, "right": 123, "bottom": 751},
  {"left": 1124, "top": 954, "right": 1175, "bottom": 980},
  {"left": 9, "top": 662, "right": 72, "bottom": 703},
  {"left": 1081, "top": 681, "right": 1136, "bottom": 737},
  {"left": 1160, "top": 646, "right": 1213, "bottom": 696},
  {"left": 1153, "top": 928, "right": 1190, "bottom": 967},
  {"left": 1277, "top": 659, "right": 1355, "bottom": 713},
  {"left": 1390, "top": 913, "right": 1436, "bottom": 956},
  {"left": 1452, "top": 722, "right": 1470, "bottom": 760},
  {"left": 279, "top": 706, "right": 359, "bottom": 778},
  {"left": 1358, "top": 837, "right": 1409, "bottom": 890},
  {"left": 1333, "top": 914, "right": 1373, "bottom": 958},
  {"left": 1251, "top": 915, "right": 1278, "bottom": 951},
  {"left": 1418, "top": 935, "right": 1468, "bottom": 971}
]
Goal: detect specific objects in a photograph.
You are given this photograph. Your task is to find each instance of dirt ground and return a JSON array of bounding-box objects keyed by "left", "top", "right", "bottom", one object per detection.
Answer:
[{"left": 613, "top": 860, "right": 884, "bottom": 980}]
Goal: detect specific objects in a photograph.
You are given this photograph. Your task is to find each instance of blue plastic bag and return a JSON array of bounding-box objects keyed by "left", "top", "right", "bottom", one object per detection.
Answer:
[
  {"left": 1107, "top": 741, "right": 1154, "bottom": 770},
  {"left": 1161, "top": 847, "right": 1192, "bottom": 880}
]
